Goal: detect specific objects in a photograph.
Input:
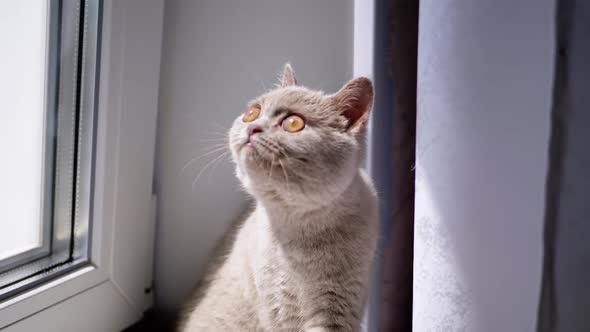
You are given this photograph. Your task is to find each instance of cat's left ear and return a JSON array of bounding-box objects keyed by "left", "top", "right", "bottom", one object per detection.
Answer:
[
  {"left": 278, "top": 63, "right": 297, "bottom": 87},
  {"left": 332, "top": 77, "right": 373, "bottom": 132}
]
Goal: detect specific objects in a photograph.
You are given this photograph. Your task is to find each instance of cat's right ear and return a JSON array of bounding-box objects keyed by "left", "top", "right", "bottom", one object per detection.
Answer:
[
  {"left": 278, "top": 63, "right": 297, "bottom": 87},
  {"left": 332, "top": 77, "right": 373, "bottom": 132}
]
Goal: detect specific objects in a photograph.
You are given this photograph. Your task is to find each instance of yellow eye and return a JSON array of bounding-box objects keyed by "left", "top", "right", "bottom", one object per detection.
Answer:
[
  {"left": 243, "top": 106, "right": 261, "bottom": 122},
  {"left": 282, "top": 115, "right": 305, "bottom": 133}
]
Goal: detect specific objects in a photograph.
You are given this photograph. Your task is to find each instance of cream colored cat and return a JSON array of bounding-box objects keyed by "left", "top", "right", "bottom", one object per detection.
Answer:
[{"left": 179, "top": 64, "right": 378, "bottom": 332}]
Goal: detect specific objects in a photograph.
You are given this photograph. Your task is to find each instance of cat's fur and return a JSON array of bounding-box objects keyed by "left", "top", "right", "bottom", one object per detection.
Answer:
[{"left": 180, "top": 64, "right": 378, "bottom": 332}]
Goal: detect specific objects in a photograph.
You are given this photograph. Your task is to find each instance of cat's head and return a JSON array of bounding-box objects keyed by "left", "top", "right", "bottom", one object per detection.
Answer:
[{"left": 229, "top": 64, "right": 373, "bottom": 207}]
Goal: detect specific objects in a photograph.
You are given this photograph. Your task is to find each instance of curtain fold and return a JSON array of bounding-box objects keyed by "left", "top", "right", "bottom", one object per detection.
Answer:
[
  {"left": 379, "top": 0, "right": 418, "bottom": 330},
  {"left": 537, "top": 0, "right": 590, "bottom": 331}
]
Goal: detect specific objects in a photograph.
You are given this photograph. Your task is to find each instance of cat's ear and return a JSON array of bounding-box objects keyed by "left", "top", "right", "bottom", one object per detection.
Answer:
[
  {"left": 332, "top": 77, "right": 373, "bottom": 131},
  {"left": 278, "top": 63, "right": 297, "bottom": 87}
]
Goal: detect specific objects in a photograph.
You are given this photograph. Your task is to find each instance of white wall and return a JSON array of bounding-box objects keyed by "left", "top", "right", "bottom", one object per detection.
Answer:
[
  {"left": 155, "top": 0, "right": 353, "bottom": 312},
  {"left": 414, "top": 0, "right": 555, "bottom": 331}
]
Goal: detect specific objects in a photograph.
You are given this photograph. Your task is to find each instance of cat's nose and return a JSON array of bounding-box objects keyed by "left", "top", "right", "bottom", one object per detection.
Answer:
[{"left": 247, "top": 125, "right": 263, "bottom": 137}]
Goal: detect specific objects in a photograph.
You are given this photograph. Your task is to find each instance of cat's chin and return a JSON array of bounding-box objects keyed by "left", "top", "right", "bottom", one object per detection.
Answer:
[
  {"left": 236, "top": 147, "right": 269, "bottom": 176},
  {"left": 238, "top": 144, "right": 258, "bottom": 163},
  {"left": 238, "top": 144, "right": 271, "bottom": 166}
]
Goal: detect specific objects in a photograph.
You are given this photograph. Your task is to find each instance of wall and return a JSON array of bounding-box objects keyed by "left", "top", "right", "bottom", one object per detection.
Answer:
[
  {"left": 414, "top": 0, "right": 555, "bottom": 331},
  {"left": 155, "top": 0, "right": 353, "bottom": 312}
]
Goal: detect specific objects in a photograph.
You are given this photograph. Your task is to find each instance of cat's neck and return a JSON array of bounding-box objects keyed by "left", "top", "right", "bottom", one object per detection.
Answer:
[{"left": 255, "top": 169, "right": 368, "bottom": 241}]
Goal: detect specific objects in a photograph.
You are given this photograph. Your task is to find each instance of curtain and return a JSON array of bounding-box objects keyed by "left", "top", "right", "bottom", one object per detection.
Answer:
[
  {"left": 537, "top": 1, "right": 590, "bottom": 330},
  {"left": 379, "top": 0, "right": 418, "bottom": 330}
]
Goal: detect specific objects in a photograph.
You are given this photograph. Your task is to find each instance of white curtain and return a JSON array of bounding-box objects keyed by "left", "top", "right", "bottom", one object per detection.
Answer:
[{"left": 414, "top": 0, "right": 555, "bottom": 331}]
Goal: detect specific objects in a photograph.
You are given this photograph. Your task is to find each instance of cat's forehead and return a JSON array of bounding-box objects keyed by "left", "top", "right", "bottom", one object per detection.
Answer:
[{"left": 253, "top": 86, "right": 325, "bottom": 112}]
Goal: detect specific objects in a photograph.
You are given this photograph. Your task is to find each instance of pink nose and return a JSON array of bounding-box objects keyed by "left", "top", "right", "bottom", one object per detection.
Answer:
[{"left": 247, "top": 125, "right": 263, "bottom": 137}]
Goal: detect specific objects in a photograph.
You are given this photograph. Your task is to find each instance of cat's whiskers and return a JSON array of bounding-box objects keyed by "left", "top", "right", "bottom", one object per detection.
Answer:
[
  {"left": 256, "top": 141, "right": 283, "bottom": 176},
  {"left": 181, "top": 145, "right": 229, "bottom": 172},
  {"left": 181, "top": 132, "right": 228, "bottom": 145},
  {"left": 200, "top": 129, "right": 229, "bottom": 138},
  {"left": 191, "top": 150, "right": 231, "bottom": 190},
  {"left": 201, "top": 133, "right": 228, "bottom": 140},
  {"left": 268, "top": 158, "right": 275, "bottom": 179},
  {"left": 259, "top": 77, "right": 267, "bottom": 92},
  {"left": 262, "top": 138, "right": 308, "bottom": 166},
  {"left": 206, "top": 150, "right": 232, "bottom": 180},
  {"left": 199, "top": 137, "right": 229, "bottom": 143},
  {"left": 258, "top": 137, "right": 296, "bottom": 166},
  {"left": 211, "top": 122, "right": 227, "bottom": 130},
  {"left": 279, "top": 149, "right": 292, "bottom": 164},
  {"left": 255, "top": 139, "right": 296, "bottom": 191},
  {"left": 202, "top": 143, "right": 228, "bottom": 150},
  {"left": 278, "top": 159, "right": 292, "bottom": 200}
]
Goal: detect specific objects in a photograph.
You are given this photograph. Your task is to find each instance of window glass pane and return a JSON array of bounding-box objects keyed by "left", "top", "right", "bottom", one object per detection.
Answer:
[
  {"left": 0, "top": 1, "right": 47, "bottom": 262},
  {"left": 0, "top": 0, "right": 100, "bottom": 300}
]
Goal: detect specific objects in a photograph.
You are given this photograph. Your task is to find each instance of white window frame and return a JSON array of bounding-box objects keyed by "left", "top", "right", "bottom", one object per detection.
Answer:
[{"left": 0, "top": 0, "right": 164, "bottom": 330}]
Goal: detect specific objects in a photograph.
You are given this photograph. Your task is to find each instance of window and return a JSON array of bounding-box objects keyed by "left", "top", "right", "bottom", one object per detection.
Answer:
[
  {"left": 0, "top": 0, "right": 50, "bottom": 273},
  {"left": 0, "top": 1, "right": 162, "bottom": 330},
  {"left": 0, "top": 0, "right": 97, "bottom": 300}
]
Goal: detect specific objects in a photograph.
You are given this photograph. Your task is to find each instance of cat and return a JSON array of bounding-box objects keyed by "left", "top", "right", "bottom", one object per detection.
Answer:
[{"left": 179, "top": 64, "right": 378, "bottom": 332}]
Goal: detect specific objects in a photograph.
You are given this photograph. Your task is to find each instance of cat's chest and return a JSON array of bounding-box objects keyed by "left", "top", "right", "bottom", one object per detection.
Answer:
[
  {"left": 251, "top": 219, "right": 305, "bottom": 326},
  {"left": 253, "top": 228, "right": 296, "bottom": 289},
  {"left": 255, "top": 242, "right": 305, "bottom": 327}
]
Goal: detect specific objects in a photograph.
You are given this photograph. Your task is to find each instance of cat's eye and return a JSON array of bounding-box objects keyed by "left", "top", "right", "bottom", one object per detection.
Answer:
[
  {"left": 282, "top": 115, "right": 305, "bottom": 133},
  {"left": 243, "top": 106, "right": 261, "bottom": 122}
]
